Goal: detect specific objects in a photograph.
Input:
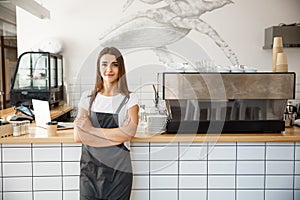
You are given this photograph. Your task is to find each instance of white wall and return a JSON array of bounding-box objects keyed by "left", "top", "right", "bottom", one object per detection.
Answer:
[{"left": 16, "top": 0, "right": 300, "bottom": 108}]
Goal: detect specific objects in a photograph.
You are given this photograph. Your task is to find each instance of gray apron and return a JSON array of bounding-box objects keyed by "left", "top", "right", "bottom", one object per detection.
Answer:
[{"left": 80, "top": 97, "right": 132, "bottom": 200}]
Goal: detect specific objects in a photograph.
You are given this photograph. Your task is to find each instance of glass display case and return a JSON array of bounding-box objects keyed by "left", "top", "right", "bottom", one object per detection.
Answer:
[{"left": 10, "top": 52, "right": 64, "bottom": 106}]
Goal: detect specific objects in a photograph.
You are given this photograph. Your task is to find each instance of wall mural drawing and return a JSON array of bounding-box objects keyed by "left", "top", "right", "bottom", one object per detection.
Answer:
[{"left": 99, "top": 0, "right": 239, "bottom": 65}]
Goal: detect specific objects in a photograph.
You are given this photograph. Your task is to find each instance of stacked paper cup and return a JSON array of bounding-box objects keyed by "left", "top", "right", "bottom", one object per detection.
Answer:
[
  {"left": 276, "top": 52, "right": 288, "bottom": 72},
  {"left": 272, "top": 37, "right": 283, "bottom": 71}
]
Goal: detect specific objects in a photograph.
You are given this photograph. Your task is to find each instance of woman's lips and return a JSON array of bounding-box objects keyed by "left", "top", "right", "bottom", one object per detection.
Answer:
[{"left": 105, "top": 74, "right": 114, "bottom": 77}]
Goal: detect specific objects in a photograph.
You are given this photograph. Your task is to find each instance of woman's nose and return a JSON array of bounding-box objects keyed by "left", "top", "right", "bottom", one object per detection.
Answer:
[{"left": 106, "top": 65, "right": 113, "bottom": 71}]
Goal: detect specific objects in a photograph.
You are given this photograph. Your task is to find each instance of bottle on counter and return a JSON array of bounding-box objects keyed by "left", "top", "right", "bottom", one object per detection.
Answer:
[{"left": 12, "top": 122, "right": 21, "bottom": 137}]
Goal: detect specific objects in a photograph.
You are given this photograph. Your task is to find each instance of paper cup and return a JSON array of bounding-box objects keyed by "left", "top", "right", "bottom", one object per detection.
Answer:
[
  {"left": 276, "top": 64, "right": 288, "bottom": 72},
  {"left": 46, "top": 121, "right": 58, "bottom": 136},
  {"left": 276, "top": 52, "right": 288, "bottom": 65},
  {"left": 272, "top": 41, "right": 283, "bottom": 72},
  {"left": 273, "top": 37, "right": 283, "bottom": 47}
]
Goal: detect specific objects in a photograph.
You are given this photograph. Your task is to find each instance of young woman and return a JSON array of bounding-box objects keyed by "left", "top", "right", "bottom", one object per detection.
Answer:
[{"left": 74, "top": 47, "right": 139, "bottom": 200}]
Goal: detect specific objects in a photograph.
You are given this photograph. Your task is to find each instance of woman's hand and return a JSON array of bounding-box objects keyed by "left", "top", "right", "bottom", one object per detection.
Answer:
[
  {"left": 74, "top": 116, "right": 93, "bottom": 132},
  {"left": 74, "top": 126, "right": 82, "bottom": 143}
]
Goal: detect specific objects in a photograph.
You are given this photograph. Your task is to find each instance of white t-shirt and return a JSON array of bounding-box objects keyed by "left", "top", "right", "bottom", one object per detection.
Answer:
[{"left": 78, "top": 91, "right": 139, "bottom": 148}]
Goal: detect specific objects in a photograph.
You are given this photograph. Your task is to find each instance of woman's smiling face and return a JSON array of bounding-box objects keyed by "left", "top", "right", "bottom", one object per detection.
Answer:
[{"left": 100, "top": 54, "right": 119, "bottom": 84}]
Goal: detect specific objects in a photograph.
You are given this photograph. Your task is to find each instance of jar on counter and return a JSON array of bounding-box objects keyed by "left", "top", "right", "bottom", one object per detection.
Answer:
[{"left": 12, "top": 122, "right": 21, "bottom": 137}]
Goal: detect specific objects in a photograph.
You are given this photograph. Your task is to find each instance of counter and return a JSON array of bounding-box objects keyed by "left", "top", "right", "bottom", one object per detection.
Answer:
[
  {"left": 1, "top": 126, "right": 300, "bottom": 144},
  {"left": 1, "top": 125, "right": 300, "bottom": 200}
]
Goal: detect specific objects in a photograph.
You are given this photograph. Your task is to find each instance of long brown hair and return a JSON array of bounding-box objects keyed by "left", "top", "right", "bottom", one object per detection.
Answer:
[{"left": 88, "top": 47, "right": 130, "bottom": 114}]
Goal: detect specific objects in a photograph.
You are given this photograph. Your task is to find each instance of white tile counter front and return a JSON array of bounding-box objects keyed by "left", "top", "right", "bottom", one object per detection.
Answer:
[
  {"left": 1, "top": 127, "right": 300, "bottom": 200},
  {"left": 0, "top": 142, "right": 300, "bottom": 200}
]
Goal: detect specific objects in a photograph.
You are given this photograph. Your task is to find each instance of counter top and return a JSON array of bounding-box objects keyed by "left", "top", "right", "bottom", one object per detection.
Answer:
[
  {"left": 0, "top": 105, "right": 73, "bottom": 120},
  {"left": 1, "top": 126, "right": 300, "bottom": 144}
]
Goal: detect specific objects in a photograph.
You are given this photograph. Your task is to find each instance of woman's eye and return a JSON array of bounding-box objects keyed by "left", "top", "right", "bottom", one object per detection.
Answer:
[
  {"left": 112, "top": 63, "right": 119, "bottom": 67},
  {"left": 101, "top": 63, "right": 107, "bottom": 68}
]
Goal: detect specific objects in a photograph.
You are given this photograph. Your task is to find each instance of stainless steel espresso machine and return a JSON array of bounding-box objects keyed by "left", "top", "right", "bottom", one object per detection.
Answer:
[{"left": 162, "top": 72, "right": 295, "bottom": 133}]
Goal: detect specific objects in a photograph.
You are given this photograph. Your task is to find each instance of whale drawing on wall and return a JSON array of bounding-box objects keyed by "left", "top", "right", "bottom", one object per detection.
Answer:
[{"left": 99, "top": 0, "right": 239, "bottom": 65}]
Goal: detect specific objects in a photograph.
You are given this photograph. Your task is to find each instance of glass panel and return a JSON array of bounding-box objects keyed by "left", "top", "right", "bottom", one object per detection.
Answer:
[
  {"left": 57, "top": 57, "right": 63, "bottom": 86},
  {"left": 13, "top": 52, "right": 49, "bottom": 90},
  {"left": 50, "top": 56, "right": 56, "bottom": 87}
]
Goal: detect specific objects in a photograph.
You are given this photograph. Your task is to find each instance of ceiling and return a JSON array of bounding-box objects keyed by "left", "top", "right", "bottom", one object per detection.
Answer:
[
  {"left": 0, "top": 1, "right": 16, "bottom": 36},
  {"left": 0, "top": 0, "right": 50, "bottom": 36}
]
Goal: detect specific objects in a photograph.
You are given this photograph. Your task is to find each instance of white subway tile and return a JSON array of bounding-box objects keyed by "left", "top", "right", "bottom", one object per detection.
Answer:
[
  {"left": 131, "top": 190, "right": 149, "bottom": 200},
  {"left": 208, "top": 161, "right": 235, "bottom": 174},
  {"left": 150, "top": 161, "right": 178, "bottom": 174},
  {"left": 237, "top": 176, "right": 264, "bottom": 189},
  {"left": 207, "top": 146, "right": 236, "bottom": 160},
  {"left": 63, "top": 176, "right": 79, "bottom": 190},
  {"left": 132, "top": 161, "right": 149, "bottom": 175},
  {"left": 63, "top": 147, "right": 81, "bottom": 161},
  {"left": 295, "top": 190, "right": 300, "bottom": 200},
  {"left": 150, "top": 143, "right": 177, "bottom": 146},
  {"left": 265, "top": 190, "right": 293, "bottom": 200},
  {"left": 63, "top": 162, "right": 80, "bottom": 176},
  {"left": 132, "top": 175, "right": 149, "bottom": 189},
  {"left": 179, "top": 142, "right": 207, "bottom": 146},
  {"left": 295, "top": 175, "right": 300, "bottom": 189},
  {"left": 266, "top": 175, "right": 293, "bottom": 189},
  {"left": 237, "top": 190, "right": 264, "bottom": 200},
  {"left": 295, "top": 146, "right": 300, "bottom": 160},
  {"left": 179, "top": 190, "right": 206, "bottom": 200},
  {"left": 33, "top": 147, "right": 61, "bottom": 161},
  {"left": 237, "top": 146, "right": 265, "bottom": 160},
  {"left": 3, "top": 192, "right": 32, "bottom": 200},
  {"left": 150, "top": 176, "right": 177, "bottom": 189},
  {"left": 33, "top": 162, "right": 61, "bottom": 176},
  {"left": 266, "top": 142, "right": 294, "bottom": 146},
  {"left": 208, "top": 176, "right": 235, "bottom": 189},
  {"left": 33, "top": 144, "right": 60, "bottom": 147},
  {"left": 3, "top": 177, "right": 32, "bottom": 191},
  {"left": 296, "top": 161, "right": 300, "bottom": 174},
  {"left": 237, "top": 142, "right": 265, "bottom": 146},
  {"left": 63, "top": 191, "right": 80, "bottom": 200},
  {"left": 179, "top": 161, "right": 207, "bottom": 174},
  {"left": 209, "top": 142, "right": 236, "bottom": 146},
  {"left": 208, "top": 190, "right": 235, "bottom": 200},
  {"left": 266, "top": 161, "right": 294, "bottom": 174},
  {"left": 131, "top": 147, "right": 149, "bottom": 160},
  {"left": 150, "top": 146, "right": 178, "bottom": 160},
  {"left": 237, "top": 161, "right": 264, "bottom": 174},
  {"left": 179, "top": 175, "right": 206, "bottom": 189},
  {"left": 131, "top": 142, "right": 149, "bottom": 147},
  {"left": 63, "top": 143, "right": 82, "bottom": 147},
  {"left": 34, "top": 191, "right": 62, "bottom": 200},
  {"left": 33, "top": 177, "right": 62, "bottom": 190},
  {"left": 150, "top": 190, "right": 177, "bottom": 200},
  {"left": 79, "top": 83, "right": 93, "bottom": 91},
  {"left": 180, "top": 146, "right": 207, "bottom": 160},
  {"left": 266, "top": 146, "right": 294, "bottom": 160},
  {"left": 3, "top": 163, "right": 32, "bottom": 177},
  {"left": 3, "top": 148, "right": 31, "bottom": 162},
  {"left": 2, "top": 144, "right": 31, "bottom": 148}
]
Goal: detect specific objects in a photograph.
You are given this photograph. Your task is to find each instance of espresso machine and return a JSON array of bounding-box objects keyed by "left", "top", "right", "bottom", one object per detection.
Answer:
[{"left": 162, "top": 72, "right": 295, "bottom": 133}]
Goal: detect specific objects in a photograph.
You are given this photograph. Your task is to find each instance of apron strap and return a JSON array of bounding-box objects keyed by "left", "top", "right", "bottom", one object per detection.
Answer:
[{"left": 115, "top": 96, "right": 128, "bottom": 114}]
